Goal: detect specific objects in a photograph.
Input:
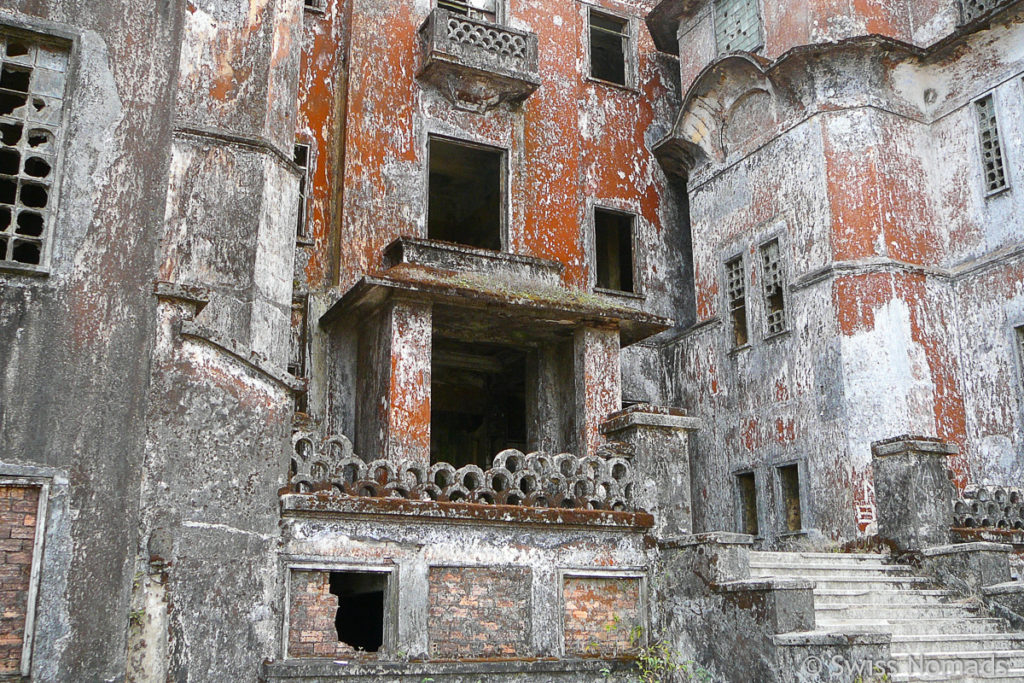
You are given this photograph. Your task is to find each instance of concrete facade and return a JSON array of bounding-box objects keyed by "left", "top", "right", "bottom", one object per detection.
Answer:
[{"left": 0, "top": 0, "right": 1023, "bottom": 679}]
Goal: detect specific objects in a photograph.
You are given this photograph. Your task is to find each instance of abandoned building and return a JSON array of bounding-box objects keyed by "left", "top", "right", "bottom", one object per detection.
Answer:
[{"left": 2, "top": 0, "right": 1024, "bottom": 680}]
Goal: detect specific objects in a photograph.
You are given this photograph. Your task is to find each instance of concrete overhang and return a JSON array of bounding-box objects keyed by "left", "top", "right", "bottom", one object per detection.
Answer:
[
  {"left": 646, "top": 0, "right": 698, "bottom": 54},
  {"left": 320, "top": 262, "right": 673, "bottom": 347}
]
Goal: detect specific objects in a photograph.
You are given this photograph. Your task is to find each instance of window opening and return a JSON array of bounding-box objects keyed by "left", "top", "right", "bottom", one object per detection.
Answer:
[
  {"left": 328, "top": 571, "right": 387, "bottom": 653},
  {"left": 975, "top": 94, "right": 1007, "bottom": 194},
  {"left": 760, "top": 239, "right": 786, "bottom": 336},
  {"left": 288, "top": 294, "right": 309, "bottom": 414},
  {"left": 294, "top": 143, "right": 310, "bottom": 238},
  {"left": 438, "top": 0, "right": 498, "bottom": 22},
  {"left": 736, "top": 471, "right": 759, "bottom": 536},
  {"left": 0, "top": 35, "right": 69, "bottom": 270},
  {"left": 589, "top": 10, "right": 629, "bottom": 86},
  {"left": 428, "top": 138, "right": 503, "bottom": 251},
  {"left": 725, "top": 256, "right": 748, "bottom": 347},
  {"left": 714, "top": 0, "right": 762, "bottom": 53},
  {"left": 778, "top": 464, "right": 802, "bottom": 533},
  {"left": 430, "top": 337, "right": 527, "bottom": 468},
  {"left": 594, "top": 208, "right": 635, "bottom": 293}
]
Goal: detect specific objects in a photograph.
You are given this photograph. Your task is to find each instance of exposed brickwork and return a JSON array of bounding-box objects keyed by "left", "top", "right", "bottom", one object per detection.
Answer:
[
  {"left": 428, "top": 566, "right": 531, "bottom": 659},
  {"left": 0, "top": 486, "right": 39, "bottom": 675},
  {"left": 288, "top": 570, "right": 366, "bottom": 660},
  {"left": 562, "top": 575, "right": 642, "bottom": 658}
]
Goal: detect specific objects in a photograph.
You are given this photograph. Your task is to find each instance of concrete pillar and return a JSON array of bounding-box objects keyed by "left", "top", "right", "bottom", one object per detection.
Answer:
[
  {"left": 574, "top": 325, "right": 621, "bottom": 457},
  {"left": 356, "top": 297, "right": 432, "bottom": 465},
  {"left": 601, "top": 405, "right": 699, "bottom": 537},
  {"left": 871, "top": 435, "right": 958, "bottom": 550}
]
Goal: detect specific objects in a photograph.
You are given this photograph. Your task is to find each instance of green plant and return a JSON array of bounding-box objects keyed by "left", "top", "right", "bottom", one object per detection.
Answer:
[{"left": 631, "top": 639, "right": 713, "bottom": 683}]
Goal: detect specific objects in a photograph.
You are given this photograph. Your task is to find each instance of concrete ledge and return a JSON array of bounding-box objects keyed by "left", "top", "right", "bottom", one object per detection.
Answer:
[
  {"left": 871, "top": 435, "right": 959, "bottom": 457},
  {"left": 382, "top": 237, "right": 562, "bottom": 287},
  {"left": 180, "top": 321, "right": 306, "bottom": 392},
  {"left": 922, "top": 542, "right": 1013, "bottom": 556},
  {"left": 263, "top": 658, "right": 630, "bottom": 681},
  {"left": 773, "top": 631, "right": 892, "bottom": 647},
  {"left": 717, "top": 579, "right": 814, "bottom": 593},
  {"left": 985, "top": 581, "right": 1024, "bottom": 597},
  {"left": 664, "top": 532, "right": 755, "bottom": 548},
  {"left": 600, "top": 406, "right": 702, "bottom": 434}
]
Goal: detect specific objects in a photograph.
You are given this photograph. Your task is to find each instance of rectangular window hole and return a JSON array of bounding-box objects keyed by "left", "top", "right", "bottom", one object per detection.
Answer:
[
  {"left": 328, "top": 571, "right": 387, "bottom": 653},
  {"left": 294, "top": 143, "right": 310, "bottom": 238},
  {"left": 428, "top": 137, "right": 503, "bottom": 251},
  {"left": 589, "top": 10, "right": 628, "bottom": 85},
  {"left": 595, "top": 208, "right": 635, "bottom": 293},
  {"left": 430, "top": 337, "right": 527, "bottom": 469},
  {"left": 0, "top": 65, "right": 30, "bottom": 93},
  {"left": 760, "top": 239, "right": 786, "bottom": 336},
  {"left": 11, "top": 238, "right": 39, "bottom": 264},
  {"left": 778, "top": 464, "right": 802, "bottom": 533},
  {"left": 736, "top": 471, "right": 758, "bottom": 536}
]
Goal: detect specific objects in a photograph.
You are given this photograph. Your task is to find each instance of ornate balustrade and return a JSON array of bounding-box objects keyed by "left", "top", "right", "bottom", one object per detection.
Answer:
[
  {"left": 288, "top": 433, "right": 639, "bottom": 512},
  {"left": 417, "top": 8, "right": 540, "bottom": 112},
  {"left": 953, "top": 485, "right": 1024, "bottom": 530}
]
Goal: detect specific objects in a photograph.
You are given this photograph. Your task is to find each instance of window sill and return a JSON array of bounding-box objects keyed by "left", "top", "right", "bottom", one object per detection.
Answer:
[
  {"left": 594, "top": 286, "right": 644, "bottom": 301},
  {"left": 778, "top": 530, "right": 807, "bottom": 538},
  {"left": 585, "top": 75, "right": 639, "bottom": 94},
  {"left": 728, "top": 343, "right": 752, "bottom": 355},
  {"left": 0, "top": 262, "right": 49, "bottom": 277},
  {"left": 985, "top": 184, "right": 1011, "bottom": 199},
  {"left": 763, "top": 328, "right": 791, "bottom": 343},
  {"left": 296, "top": 236, "right": 315, "bottom": 247},
  {"left": 302, "top": 3, "right": 326, "bottom": 14}
]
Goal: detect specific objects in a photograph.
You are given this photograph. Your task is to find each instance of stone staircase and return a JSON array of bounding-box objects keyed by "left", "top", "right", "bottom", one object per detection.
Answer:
[{"left": 751, "top": 551, "right": 1024, "bottom": 682}]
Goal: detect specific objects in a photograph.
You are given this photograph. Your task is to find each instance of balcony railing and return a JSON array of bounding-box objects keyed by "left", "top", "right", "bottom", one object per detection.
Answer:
[{"left": 417, "top": 8, "right": 540, "bottom": 112}]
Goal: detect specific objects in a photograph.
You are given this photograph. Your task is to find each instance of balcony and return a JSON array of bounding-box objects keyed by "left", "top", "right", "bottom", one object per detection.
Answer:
[{"left": 417, "top": 8, "right": 540, "bottom": 113}]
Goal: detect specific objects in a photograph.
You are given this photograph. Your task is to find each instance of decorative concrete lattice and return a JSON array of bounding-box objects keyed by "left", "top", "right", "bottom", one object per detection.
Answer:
[
  {"left": 289, "top": 433, "right": 637, "bottom": 511},
  {"left": 961, "top": 0, "right": 1010, "bottom": 23},
  {"left": 953, "top": 485, "right": 1024, "bottom": 529},
  {"left": 446, "top": 16, "right": 527, "bottom": 61},
  {"left": 975, "top": 94, "right": 1007, "bottom": 194},
  {"left": 714, "top": 0, "right": 762, "bottom": 53}
]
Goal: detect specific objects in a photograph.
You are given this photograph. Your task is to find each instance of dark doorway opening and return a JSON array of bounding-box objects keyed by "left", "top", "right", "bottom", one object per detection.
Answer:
[
  {"left": 736, "top": 471, "right": 759, "bottom": 536},
  {"left": 328, "top": 571, "right": 387, "bottom": 653},
  {"left": 595, "top": 208, "right": 635, "bottom": 293},
  {"left": 428, "top": 138, "right": 503, "bottom": 251},
  {"left": 431, "top": 338, "right": 527, "bottom": 468}
]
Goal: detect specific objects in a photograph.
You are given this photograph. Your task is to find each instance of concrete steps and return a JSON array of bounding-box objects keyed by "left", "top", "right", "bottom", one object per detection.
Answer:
[{"left": 753, "top": 550, "right": 1024, "bottom": 682}]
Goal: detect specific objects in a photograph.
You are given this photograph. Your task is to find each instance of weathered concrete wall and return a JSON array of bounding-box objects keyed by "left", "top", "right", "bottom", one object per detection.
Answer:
[{"left": 0, "top": 0, "right": 179, "bottom": 677}]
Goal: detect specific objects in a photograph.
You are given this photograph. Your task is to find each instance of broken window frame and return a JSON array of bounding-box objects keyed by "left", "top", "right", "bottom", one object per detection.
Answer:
[
  {"left": 724, "top": 253, "right": 749, "bottom": 349},
  {"left": 733, "top": 469, "right": 760, "bottom": 537},
  {"left": 284, "top": 562, "right": 396, "bottom": 660},
  {"left": 425, "top": 134, "right": 508, "bottom": 253},
  {"left": 973, "top": 92, "right": 1010, "bottom": 196},
  {"left": 437, "top": 0, "right": 503, "bottom": 24},
  {"left": 293, "top": 141, "right": 313, "bottom": 242},
  {"left": 586, "top": 7, "right": 635, "bottom": 90},
  {"left": 0, "top": 28, "right": 72, "bottom": 276},
  {"left": 774, "top": 461, "right": 804, "bottom": 535},
  {"left": 592, "top": 205, "right": 640, "bottom": 297},
  {"left": 712, "top": 0, "right": 764, "bottom": 55},
  {"left": 758, "top": 237, "right": 788, "bottom": 339}
]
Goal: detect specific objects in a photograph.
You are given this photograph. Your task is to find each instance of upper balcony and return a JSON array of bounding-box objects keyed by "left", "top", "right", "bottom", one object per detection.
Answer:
[{"left": 417, "top": 7, "right": 540, "bottom": 113}]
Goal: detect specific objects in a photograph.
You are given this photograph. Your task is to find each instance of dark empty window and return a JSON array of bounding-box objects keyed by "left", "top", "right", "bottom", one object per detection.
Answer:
[
  {"left": 431, "top": 338, "right": 527, "bottom": 468},
  {"left": 428, "top": 138, "right": 503, "bottom": 251},
  {"left": 725, "top": 255, "right": 748, "bottom": 347},
  {"left": 778, "top": 464, "right": 802, "bottom": 533},
  {"left": 594, "top": 209, "right": 635, "bottom": 293},
  {"left": 589, "top": 10, "right": 629, "bottom": 86},
  {"left": 329, "top": 571, "right": 387, "bottom": 653},
  {"left": 294, "top": 143, "right": 310, "bottom": 238},
  {"left": 736, "top": 471, "right": 758, "bottom": 536}
]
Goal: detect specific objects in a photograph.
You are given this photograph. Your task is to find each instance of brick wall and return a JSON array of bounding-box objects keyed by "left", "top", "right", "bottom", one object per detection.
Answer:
[
  {"left": 0, "top": 485, "right": 39, "bottom": 675},
  {"left": 288, "top": 570, "right": 366, "bottom": 659},
  {"left": 428, "top": 566, "right": 531, "bottom": 659},
  {"left": 562, "top": 575, "right": 642, "bottom": 657}
]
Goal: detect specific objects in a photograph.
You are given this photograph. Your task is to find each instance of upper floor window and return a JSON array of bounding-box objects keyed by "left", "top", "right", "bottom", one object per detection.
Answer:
[
  {"left": 588, "top": 9, "right": 631, "bottom": 87},
  {"left": 974, "top": 94, "right": 1008, "bottom": 195},
  {"left": 594, "top": 207, "right": 635, "bottom": 294},
  {"left": 294, "top": 142, "right": 311, "bottom": 239},
  {"left": 0, "top": 32, "right": 69, "bottom": 273},
  {"left": 759, "top": 239, "right": 787, "bottom": 336},
  {"left": 713, "top": 0, "right": 763, "bottom": 54},
  {"left": 427, "top": 136, "right": 504, "bottom": 251},
  {"left": 438, "top": 0, "right": 498, "bottom": 23}
]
